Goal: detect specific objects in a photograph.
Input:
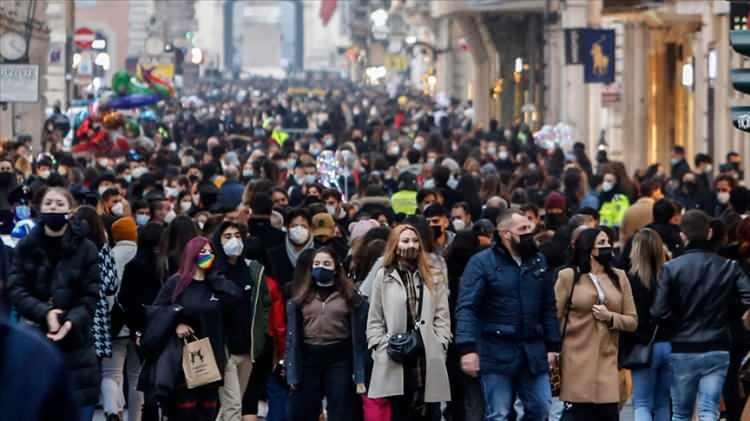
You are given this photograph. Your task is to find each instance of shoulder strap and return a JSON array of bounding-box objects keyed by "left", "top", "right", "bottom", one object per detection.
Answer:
[{"left": 560, "top": 267, "right": 580, "bottom": 341}]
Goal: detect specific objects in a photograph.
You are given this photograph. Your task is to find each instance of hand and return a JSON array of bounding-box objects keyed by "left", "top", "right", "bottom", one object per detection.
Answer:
[
  {"left": 743, "top": 310, "right": 750, "bottom": 331},
  {"left": 461, "top": 352, "right": 480, "bottom": 377},
  {"left": 176, "top": 323, "right": 194, "bottom": 338},
  {"left": 547, "top": 352, "right": 558, "bottom": 367},
  {"left": 592, "top": 304, "right": 613, "bottom": 322},
  {"left": 47, "top": 320, "right": 72, "bottom": 341},
  {"left": 46, "top": 309, "right": 63, "bottom": 333}
]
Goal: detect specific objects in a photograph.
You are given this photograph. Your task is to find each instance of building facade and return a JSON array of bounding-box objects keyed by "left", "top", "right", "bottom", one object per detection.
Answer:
[{"left": 431, "top": 0, "right": 744, "bottom": 175}]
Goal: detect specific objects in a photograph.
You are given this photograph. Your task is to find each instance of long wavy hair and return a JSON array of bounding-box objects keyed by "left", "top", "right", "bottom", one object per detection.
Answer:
[
  {"left": 383, "top": 224, "right": 434, "bottom": 290},
  {"left": 629, "top": 228, "right": 666, "bottom": 289},
  {"left": 172, "top": 236, "right": 213, "bottom": 302}
]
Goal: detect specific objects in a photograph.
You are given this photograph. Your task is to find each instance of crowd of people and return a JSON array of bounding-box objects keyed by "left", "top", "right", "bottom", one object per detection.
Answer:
[{"left": 4, "top": 78, "right": 750, "bottom": 421}]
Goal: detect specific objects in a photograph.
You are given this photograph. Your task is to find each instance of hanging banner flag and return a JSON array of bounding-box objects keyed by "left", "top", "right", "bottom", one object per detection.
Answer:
[
  {"left": 582, "top": 28, "right": 615, "bottom": 84},
  {"left": 320, "top": 0, "right": 338, "bottom": 26}
]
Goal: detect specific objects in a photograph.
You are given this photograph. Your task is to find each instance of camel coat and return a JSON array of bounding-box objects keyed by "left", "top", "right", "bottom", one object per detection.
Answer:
[
  {"left": 366, "top": 266, "right": 452, "bottom": 402},
  {"left": 554, "top": 267, "right": 637, "bottom": 404}
]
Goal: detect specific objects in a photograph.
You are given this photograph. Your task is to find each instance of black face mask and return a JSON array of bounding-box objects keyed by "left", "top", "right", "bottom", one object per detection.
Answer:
[
  {"left": 432, "top": 224, "right": 444, "bottom": 240},
  {"left": 0, "top": 172, "right": 13, "bottom": 186},
  {"left": 545, "top": 214, "right": 568, "bottom": 230},
  {"left": 512, "top": 233, "right": 538, "bottom": 259},
  {"left": 41, "top": 212, "right": 68, "bottom": 231},
  {"left": 312, "top": 267, "right": 335, "bottom": 288},
  {"left": 593, "top": 247, "right": 614, "bottom": 266}
]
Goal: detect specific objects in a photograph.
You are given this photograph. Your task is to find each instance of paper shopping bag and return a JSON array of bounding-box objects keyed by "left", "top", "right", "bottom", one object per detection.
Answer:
[{"left": 182, "top": 335, "right": 222, "bottom": 389}]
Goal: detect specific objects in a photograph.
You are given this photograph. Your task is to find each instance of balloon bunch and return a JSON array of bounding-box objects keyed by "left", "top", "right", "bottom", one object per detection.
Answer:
[
  {"left": 105, "top": 67, "right": 175, "bottom": 110},
  {"left": 534, "top": 122, "right": 576, "bottom": 152},
  {"left": 317, "top": 150, "right": 341, "bottom": 191}
]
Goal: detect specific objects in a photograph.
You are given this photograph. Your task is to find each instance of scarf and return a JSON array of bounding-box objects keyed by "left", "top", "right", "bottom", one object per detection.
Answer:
[{"left": 286, "top": 235, "right": 313, "bottom": 266}]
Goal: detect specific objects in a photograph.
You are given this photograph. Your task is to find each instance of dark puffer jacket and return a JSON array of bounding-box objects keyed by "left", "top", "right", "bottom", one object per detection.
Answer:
[{"left": 6, "top": 222, "right": 101, "bottom": 407}]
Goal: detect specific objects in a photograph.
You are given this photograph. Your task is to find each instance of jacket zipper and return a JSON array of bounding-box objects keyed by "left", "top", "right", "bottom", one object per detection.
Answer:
[{"left": 249, "top": 262, "right": 264, "bottom": 363}]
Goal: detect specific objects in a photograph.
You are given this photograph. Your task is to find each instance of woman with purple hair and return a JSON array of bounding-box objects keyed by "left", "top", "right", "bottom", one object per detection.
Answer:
[{"left": 151, "top": 236, "right": 242, "bottom": 420}]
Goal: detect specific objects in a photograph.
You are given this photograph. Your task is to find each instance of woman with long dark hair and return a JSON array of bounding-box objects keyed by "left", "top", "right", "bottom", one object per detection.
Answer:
[
  {"left": 7, "top": 187, "right": 101, "bottom": 420},
  {"left": 554, "top": 228, "right": 637, "bottom": 420},
  {"left": 621, "top": 228, "right": 671, "bottom": 421},
  {"left": 151, "top": 237, "right": 241, "bottom": 420},
  {"left": 286, "top": 246, "right": 367, "bottom": 421},
  {"left": 366, "top": 224, "right": 451, "bottom": 421},
  {"left": 158, "top": 214, "right": 199, "bottom": 278}
]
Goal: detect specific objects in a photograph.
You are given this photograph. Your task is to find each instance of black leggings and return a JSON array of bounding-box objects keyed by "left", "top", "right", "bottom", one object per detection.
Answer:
[{"left": 561, "top": 402, "right": 619, "bottom": 421}]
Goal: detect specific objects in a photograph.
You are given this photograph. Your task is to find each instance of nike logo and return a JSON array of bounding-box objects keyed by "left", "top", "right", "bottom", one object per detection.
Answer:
[{"left": 209, "top": 294, "right": 219, "bottom": 302}]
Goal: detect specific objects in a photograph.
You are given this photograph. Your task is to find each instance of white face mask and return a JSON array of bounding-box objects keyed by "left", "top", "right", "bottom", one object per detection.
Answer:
[
  {"left": 447, "top": 176, "right": 459, "bottom": 190},
  {"left": 98, "top": 158, "right": 109, "bottom": 168},
  {"left": 602, "top": 181, "right": 614, "bottom": 192},
  {"left": 499, "top": 151, "right": 509, "bottom": 160},
  {"left": 223, "top": 237, "right": 244, "bottom": 257},
  {"left": 288, "top": 226, "right": 310, "bottom": 245},
  {"left": 305, "top": 174, "right": 316, "bottom": 185},
  {"left": 423, "top": 178, "right": 436, "bottom": 189},
  {"left": 180, "top": 201, "right": 192, "bottom": 212},
  {"left": 132, "top": 167, "right": 148, "bottom": 179},
  {"left": 718, "top": 191, "right": 731, "bottom": 205},
  {"left": 111, "top": 202, "right": 125, "bottom": 217},
  {"left": 38, "top": 170, "right": 50, "bottom": 180},
  {"left": 452, "top": 219, "right": 466, "bottom": 231},
  {"left": 165, "top": 210, "right": 176, "bottom": 224},
  {"left": 164, "top": 186, "right": 179, "bottom": 199},
  {"left": 98, "top": 185, "right": 110, "bottom": 196},
  {"left": 326, "top": 205, "right": 338, "bottom": 217}
]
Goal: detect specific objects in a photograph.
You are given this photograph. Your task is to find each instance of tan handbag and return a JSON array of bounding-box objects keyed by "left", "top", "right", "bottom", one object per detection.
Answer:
[{"left": 182, "top": 335, "right": 222, "bottom": 389}]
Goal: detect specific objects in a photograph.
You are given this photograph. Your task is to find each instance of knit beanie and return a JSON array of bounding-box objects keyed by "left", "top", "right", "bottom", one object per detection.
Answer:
[{"left": 112, "top": 217, "right": 137, "bottom": 242}]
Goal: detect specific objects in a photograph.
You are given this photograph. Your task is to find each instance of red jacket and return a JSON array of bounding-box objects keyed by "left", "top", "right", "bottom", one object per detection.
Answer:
[{"left": 265, "top": 276, "right": 286, "bottom": 361}]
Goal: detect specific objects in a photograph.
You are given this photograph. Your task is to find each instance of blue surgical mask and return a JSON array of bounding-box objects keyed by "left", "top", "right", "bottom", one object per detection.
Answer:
[
  {"left": 15, "top": 205, "right": 31, "bottom": 220},
  {"left": 136, "top": 214, "right": 150, "bottom": 226}
]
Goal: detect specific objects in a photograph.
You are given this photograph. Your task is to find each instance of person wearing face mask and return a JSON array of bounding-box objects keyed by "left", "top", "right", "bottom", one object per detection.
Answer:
[
  {"left": 456, "top": 210, "right": 560, "bottom": 421},
  {"left": 543, "top": 192, "right": 569, "bottom": 232},
  {"left": 423, "top": 204, "right": 454, "bottom": 257},
  {"left": 712, "top": 175, "right": 736, "bottom": 218},
  {"left": 598, "top": 171, "right": 630, "bottom": 228},
  {"left": 322, "top": 189, "right": 350, "bottom": 236},
  {"left": 144, "top": 237, "right": 242, "bottom": 421},
  {"left": 451, "top": 202, "right": 473, "bottom": 232},
  {"left": 553, "top": 228, "right": 637, "bottom": 420},
  {"left": 286, "top": 247, "right": 367, "bottom": 421},
  {"left": 99, "top": 187, "right": 126, "bottom": 223},
  {"left": 367, "top": 224, "right": 451, "bottom": 421},
  {"left": 211, "top": 222, "right": 270, "bottom": 421},
  {"left": 7, "top": 188, "right": 101, "bottom": 420},
  {"left": 266, "top": 208, "right": 315, "bottom": 298},
  {"left": 695, "top": 153, "right": 714, "bottom": 192},
  {"left": 176, "top": 191, "right": 195, "bottom": 217}
]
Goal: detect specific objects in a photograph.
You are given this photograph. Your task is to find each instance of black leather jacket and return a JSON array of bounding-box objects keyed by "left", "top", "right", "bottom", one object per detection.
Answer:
[{"left": 651, "top": 246, "right": 750, "bottom": 353}]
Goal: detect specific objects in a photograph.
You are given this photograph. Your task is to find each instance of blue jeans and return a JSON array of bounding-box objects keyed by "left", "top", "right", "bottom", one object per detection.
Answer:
[
  {"left": 479, "top": 369, "right": 551, "bottom": 421},
  {"left": 79, "top": 405, "right": 95, "bottom": 421},
  {"left": 670, "top": 351, "right": 730, "bottom": 421},
  {"left": 631, "top": 341, "right": 672, "bottom": 421},
  {"left": 267, "top": 374, "right": 288, "bottom": 421}
]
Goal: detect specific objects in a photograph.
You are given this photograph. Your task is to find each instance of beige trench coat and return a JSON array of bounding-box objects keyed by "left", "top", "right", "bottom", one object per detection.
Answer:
[
  {"left": 366, "top": 267, "right": 452, "bottom": 402},
  {"left": 554, "top": 267, "right": 637, "bottom": 404}
]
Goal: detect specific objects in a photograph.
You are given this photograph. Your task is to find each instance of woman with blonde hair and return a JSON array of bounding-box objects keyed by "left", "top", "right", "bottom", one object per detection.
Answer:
[
  {"left": 366, "top": 224, "right": 451, "bottom": 421},
  {"left": 621, "top": 228, "right": 671, "bottom": 421}
]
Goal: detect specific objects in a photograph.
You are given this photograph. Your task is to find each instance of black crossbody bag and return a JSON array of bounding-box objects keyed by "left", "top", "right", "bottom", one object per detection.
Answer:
[{"left": 387, "top": 278, "right": 425, "bottom": 364}]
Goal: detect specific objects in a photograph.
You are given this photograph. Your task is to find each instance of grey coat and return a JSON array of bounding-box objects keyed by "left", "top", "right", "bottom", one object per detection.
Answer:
[{"left": 365, "top": 266, "right": 452, "bottom": 402}]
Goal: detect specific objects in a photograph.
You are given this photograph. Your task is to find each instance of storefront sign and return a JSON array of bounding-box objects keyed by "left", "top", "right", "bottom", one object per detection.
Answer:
[{"left": 0, "top": 64, "right": 39, "bottom": 102}]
